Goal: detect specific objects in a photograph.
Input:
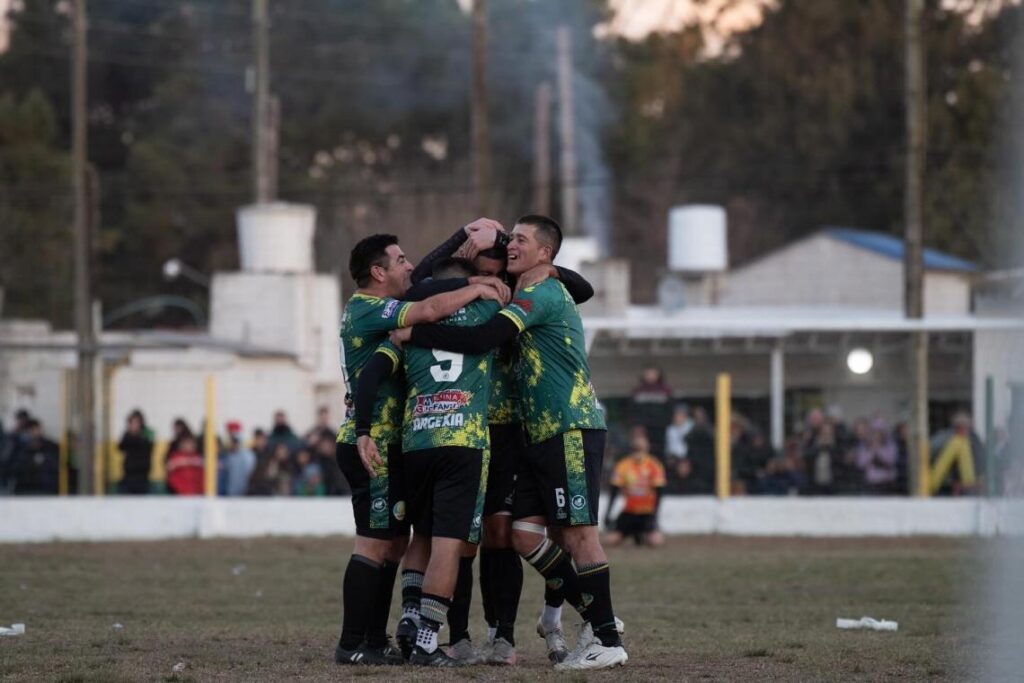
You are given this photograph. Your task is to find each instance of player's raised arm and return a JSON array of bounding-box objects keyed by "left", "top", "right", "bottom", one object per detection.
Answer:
[{"left": 410, "top": 217, "right": 507, "bottom": 284}]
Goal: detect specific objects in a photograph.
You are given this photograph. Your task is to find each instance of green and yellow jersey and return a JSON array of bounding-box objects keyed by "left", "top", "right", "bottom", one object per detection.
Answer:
[
  {"left": 498, "top": 279, "right": 606, "bottom": 443},
  {"left": 487, "top": 348, "right": 520, "bottom": 426},
  {"left": 373, "top": 299, "right": 501, "bottom": 453},
  {"left": 336, "top": 292, "right": 413, "bottom": 446}
]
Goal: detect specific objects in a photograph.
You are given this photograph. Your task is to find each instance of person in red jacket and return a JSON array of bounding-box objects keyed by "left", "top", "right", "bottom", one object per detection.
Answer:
[{"left": 166, "top": 435, "right": 204, "bottom": 495}]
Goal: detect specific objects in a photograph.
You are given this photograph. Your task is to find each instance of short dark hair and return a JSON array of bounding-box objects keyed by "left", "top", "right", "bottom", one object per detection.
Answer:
[
  {"left": 516, "top": 214, "right": 563, "bottom": 258},
  {"left": 478, "top": 244, "right": 508, "bottom": 261},
  {"left": 350, "top": 234, "right": 399, "bottom": 287},
  {"left": 432, "top": 256, "right": 478, "bottom": 279}
]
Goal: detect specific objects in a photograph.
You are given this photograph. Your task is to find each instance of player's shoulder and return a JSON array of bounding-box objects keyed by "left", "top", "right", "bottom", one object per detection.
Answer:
[{"left": 348, "top": 292, "right": 404, "bottom": 318}]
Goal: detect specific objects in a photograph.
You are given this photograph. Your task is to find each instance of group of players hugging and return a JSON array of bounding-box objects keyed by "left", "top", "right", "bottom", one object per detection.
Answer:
[{"left": 332, "top": 215, "right": 628, "bottom": 669}]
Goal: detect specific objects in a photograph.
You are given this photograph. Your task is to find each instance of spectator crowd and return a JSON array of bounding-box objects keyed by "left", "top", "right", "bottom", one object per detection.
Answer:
[
  {"left": 0, "top": 406, "right": 350, "bottom": 497},
  {"left": 3, "top": 366, "right": 1023, "bottom": 498},
  {"left": 616, "top": 366, "right": 1024, "bottom": 498}
]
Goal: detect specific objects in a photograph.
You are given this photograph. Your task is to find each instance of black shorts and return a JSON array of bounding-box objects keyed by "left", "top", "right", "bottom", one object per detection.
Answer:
[
  {"left": 484, "top": 423, "right": 523, "bottom": 516},
  {"left": 404, "top": 446, "right": 486, "bottom": 544},
  {"left": 513, "top": 429, "right": 605, "bottom": 528},
  {"left": 615, "top": 512, "right": 657, "bottom": 537},
  {"left": 336, "top": 441, "right": 408, "bottom": 540}
]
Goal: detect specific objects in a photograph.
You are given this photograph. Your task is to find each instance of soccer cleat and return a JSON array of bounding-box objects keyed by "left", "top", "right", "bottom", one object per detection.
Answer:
[
  {"left": 567, "top": 617, "right": 627, "bottom": 663},
  {"left": 486, "top": 637, "right": 517, "bottom": 666},
  {"left": 395, "top": 616, "right": 419, "bottom": 661},
  {"left": 362, "top": 637, "right": 405, "bottom": 666},
  {"left": 409, "top": 645, "right": 466, "bottom": 667},
  {"left": 554, "top": 641, "right": 628, "bottom": 670},
  {"left": 447, "top": 637, "right": 484, "bottom": 664},
  {"left": 536, "top": 617, "right": 569, "bottom": 664},
  {"left": 334, "top": 644, "right": 399, "bottom": 666}
]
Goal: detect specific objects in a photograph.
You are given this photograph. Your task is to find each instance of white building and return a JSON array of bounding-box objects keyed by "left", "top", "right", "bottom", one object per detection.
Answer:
[
  {"left": 579, "top": 212, "right": 1024, "bottom": 451},
  {"left": 0, "top": 203, "right": 344, "bottom": 484}
]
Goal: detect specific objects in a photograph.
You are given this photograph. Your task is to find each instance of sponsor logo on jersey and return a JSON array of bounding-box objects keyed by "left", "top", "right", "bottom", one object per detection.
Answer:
[
  {"left": 571, "top": 494, "right": 587, "bottom": 511},
  {"left": 371, "top": 497, "right": 387, "bottom": 513},
  {"left": 413, "top": 390, "right": 472, "bottom": 416},
  {"left": 393, "top": 501, "right": 406, "bottom": 521},
  {"left": 411, "top": 413, "right": 466, "bottom": 431},
  {"left": 472, "top": 513, "right": 482, "bottom": 529},
  {"left": 509, "top": 299, "right": 532, "bottom": 315},
  {"left": 381, "top": 299, "right": 400, "bottom": 319}
]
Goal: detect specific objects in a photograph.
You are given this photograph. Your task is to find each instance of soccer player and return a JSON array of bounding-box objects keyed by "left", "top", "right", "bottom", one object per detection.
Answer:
[
  {"left": 334, "top": 234, "right": 508, "bottom": 666},
  {"left": 604, "top": 429, "right": 667, "bottom": 547},
  {"left": 393, "top": 215, "right": 628, "bottom": 670},
  {"left": 409, "top": 223, "right": 596, "bottom": 666},
  {"left": 354, "top": 256, "right": 500, "bottom": 667}
]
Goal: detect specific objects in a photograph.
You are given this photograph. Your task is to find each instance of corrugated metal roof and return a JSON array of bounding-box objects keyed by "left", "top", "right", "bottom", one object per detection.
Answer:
[{"left": 824, "top": 227, "right": 978, "bottom": 272}]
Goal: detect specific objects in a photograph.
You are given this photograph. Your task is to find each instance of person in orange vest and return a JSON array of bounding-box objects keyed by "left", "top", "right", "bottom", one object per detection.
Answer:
[{"left": 604, "top": 428, "right": 667, "bottom": 547}]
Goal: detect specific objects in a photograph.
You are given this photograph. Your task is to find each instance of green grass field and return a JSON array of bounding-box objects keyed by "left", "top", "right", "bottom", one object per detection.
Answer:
[{"left": 0, "top": 536, "right": 984, "bottom": 681}]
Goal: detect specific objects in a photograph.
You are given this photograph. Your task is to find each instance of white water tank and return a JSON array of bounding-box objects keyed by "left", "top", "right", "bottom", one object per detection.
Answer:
[
  {"left": 668, "top": 204, "right": 727, "bottom": 272},
  {"left": 555, "top": 236, "right": 600, "bottom": 273},
  {"left": 237, "top": 203, "right": 316, "bottom": 273}
]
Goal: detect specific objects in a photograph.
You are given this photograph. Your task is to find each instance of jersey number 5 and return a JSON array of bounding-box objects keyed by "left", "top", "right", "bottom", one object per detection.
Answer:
[{"left": 430, "top": 349, "right": 464, "bottom": 382}]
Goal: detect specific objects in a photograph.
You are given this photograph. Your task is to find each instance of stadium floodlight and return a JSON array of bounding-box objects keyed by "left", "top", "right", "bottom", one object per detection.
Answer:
[
  {"left": 846, "top": 348, "right": 874, "bottom": 375},
  {"left": 162, "top": 258, "right": 210, "bottom": 288}
]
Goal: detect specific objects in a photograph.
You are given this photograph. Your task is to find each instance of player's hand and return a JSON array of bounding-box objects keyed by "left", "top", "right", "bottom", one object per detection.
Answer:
[
  {"left": 389, "top": 327, "right": 412, "bottom": 347},
  {"left": 469, "top": 276, "right": 511, "bottom": 305},
  {"left": 356, "top": 435, "right": 383, "bottom": 478},
  {"left": 475, "top": 282, "right": 511, "bottom": 306},
  {"left": 464, "top": 217, "right": 503, "bottom": 252},
  {"left": 454, "top": 240, "right": 479, "bottom": 261},
  {"left": 515, "top": 264, "right": 557, "bottom": 293}
]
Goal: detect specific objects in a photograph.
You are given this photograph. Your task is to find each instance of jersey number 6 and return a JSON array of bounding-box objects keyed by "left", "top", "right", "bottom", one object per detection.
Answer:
[{"left": 430, "top": 349, "right": 464, "bottom": 382}]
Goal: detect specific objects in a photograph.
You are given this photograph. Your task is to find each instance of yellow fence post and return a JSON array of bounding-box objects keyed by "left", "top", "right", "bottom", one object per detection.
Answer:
[
  {"left": 59, "top": 369, "right": 70, "bottom": 496},
  {"left": 204, "top": 375, "right": 217, "bottom": 497},
  {"left": 715, "top": 373, "right": 731, "bottom": 500}
]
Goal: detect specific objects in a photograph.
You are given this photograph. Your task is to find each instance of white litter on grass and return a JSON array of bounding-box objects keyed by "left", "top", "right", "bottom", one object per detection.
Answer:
[
  {"left": 112, "top": 623, "right": 124, "bottom": 630},
  {"left": 232, "top": 564, "right": 247, "bottom": 576},
  {"left": 172, "top": 662, "right": 186, "bottom": 673},
  {"left": 0, "top": 624, "right": 25, "bottom": 637},
  {"left": 837, "top": 617, "right": 898, "bottom": 632}
]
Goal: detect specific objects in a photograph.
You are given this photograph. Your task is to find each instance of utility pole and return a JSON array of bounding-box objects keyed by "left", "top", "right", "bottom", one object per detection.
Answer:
[
  {"left": 72, "top": 0, "right": 95, "bottom": 495},
  {"left": 905, "top": 0, "right": 929, "bottom": 497},
  {"left": 252, "top": 0, "right": 272, "bottom": 203},
  {"left": 533, "top": 81, "right": 552, "bottom": 215},
  {"left": 556, "top": 25, "right": 578, "bottom": 235},
  {"left": 470, "top": 0, "right": 491, "bottom": 217}
]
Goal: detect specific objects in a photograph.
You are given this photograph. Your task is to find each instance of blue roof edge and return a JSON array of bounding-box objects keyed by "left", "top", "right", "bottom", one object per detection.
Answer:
[{"left": 823, "top": 227, "right": 978, "bottom": 272}]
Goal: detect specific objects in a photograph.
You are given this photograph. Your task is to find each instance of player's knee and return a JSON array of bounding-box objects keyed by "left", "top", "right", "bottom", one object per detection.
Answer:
[
  {"left": 353, "top": 535, "right": 391, "bottom": 564},
  {"left": 482, "top": 515, "right": 512, "bottom": 548},
  {"left": 384, "top": 535, "right": 408, "bottom": 563},
  {"left": 511, "top": 520, "right": 547, "bottom": 556}
]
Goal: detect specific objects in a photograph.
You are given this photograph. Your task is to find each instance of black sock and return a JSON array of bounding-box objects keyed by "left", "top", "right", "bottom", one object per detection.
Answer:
[
  {"left": 365, "top": 560, "right": 399, "bottom": 647},
  {"left": 577, "top": 562, "right": 620, "bottom": 647},
  {"left": 448, "top": 556, "right": 474, "bottom": 643},
  {"left": 401, "top": 569, "right": 424, "bottom": 613},
  {"left": 479, "top": 547, "right": 498, "bottom": 629},
  {"left": 523, "top": 539, "right": 587, "bottom": 618},
  {"left": 339, "top": 554, "right": 381, "bottom": 650},
  {"left": 495, "top": 547, "right": 522, "bottom": 645}
]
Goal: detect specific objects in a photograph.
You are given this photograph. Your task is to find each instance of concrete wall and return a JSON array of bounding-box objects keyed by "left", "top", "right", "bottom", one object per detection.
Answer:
[
  {"left": 111, "top": 351, "right": 322, "bottom": 444},
  {"left": 2, "top": 497, "right": 1021, "bottom": 543},
  {"left": 718, "top": 234, "right": 970, "bottom": 315}
]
